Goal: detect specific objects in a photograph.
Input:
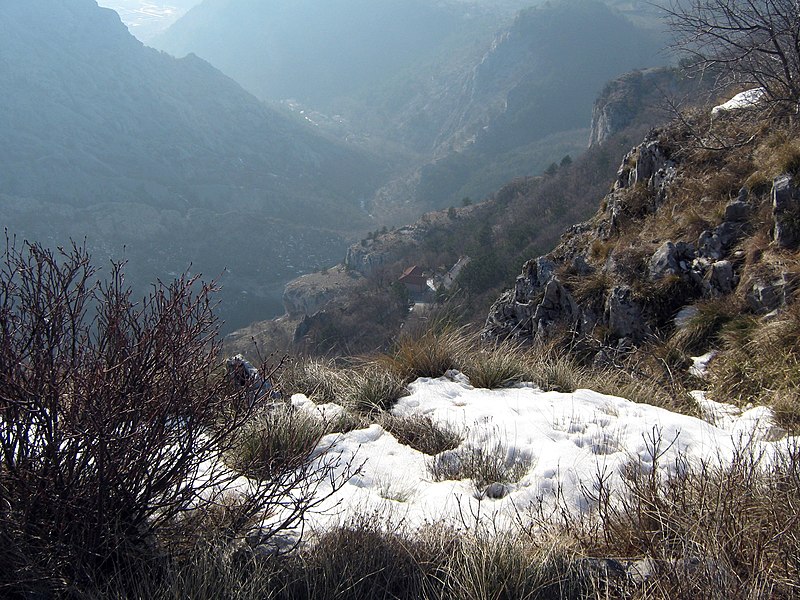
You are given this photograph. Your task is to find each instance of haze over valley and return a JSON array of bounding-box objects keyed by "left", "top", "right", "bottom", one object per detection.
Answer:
[
  {"left": 96, "top": 0, "right": 201, "bottom": 41},
  {"left": 2, "top": 0, "right": 667, "bottom": 332}
]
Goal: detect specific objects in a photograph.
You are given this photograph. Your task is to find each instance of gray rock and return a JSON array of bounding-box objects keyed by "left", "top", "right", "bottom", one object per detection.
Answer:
[
  {"left": 737, "top": 186, "right": 749, "bottom": 203},
  {"left": 532, "top": 279, "right": 579, "bottom": 332},
  {"left": 571, "top": 254, "right": 592, "bottom": 275},
  {"left": 627, "top": 556, "right": 734, "bottom": 588},
  {"left": 698, "top": 221, "right": 743, "bottom": 260},
  {"left": 649, "top": 241, "right": 695, "bottom": 280},
  {"left": 747, "top": 277, "right": 789, "bottom": 313},
  {"left": 724, "top": 200, "right": 750, "bottom": 222},
  {"left": 575, "top": 557, "right": 627, "bottom": 580},
  {"left": 481, "top": 482, "right": 512, "bottom": 499},
  {"left": 714, "top": 221, "right": 742, "bottom": 249},
  {"left": 773, "top": 174, "right": 800, "bottom": 249},
  {"left": 615, "top": 139, "right": 675, "bottom": 193},
  {"left": 708, "top": 260, "right": 735, "bottom": 295},
  {"left": 605, "top": 285, "right": 645, "bottom": 340},
  {"left": 674, "top": 305, "right": 699, "bottom": 329},
  {"left": 698, "top": 229, "right": 722, "bottom": 260}
]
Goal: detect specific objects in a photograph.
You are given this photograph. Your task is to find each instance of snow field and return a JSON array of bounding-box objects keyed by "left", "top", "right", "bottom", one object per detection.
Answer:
[{"left": 286, "top": 372, "right": 794, "bottom": 534}]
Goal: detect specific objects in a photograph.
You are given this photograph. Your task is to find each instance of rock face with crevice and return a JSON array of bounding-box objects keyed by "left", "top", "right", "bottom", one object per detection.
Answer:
[
  {"left": 484, "top": 121, "right": 800, "bottom": 357},
  {"left": 485, "top": 133, "right": 679, "bottom": 348}
]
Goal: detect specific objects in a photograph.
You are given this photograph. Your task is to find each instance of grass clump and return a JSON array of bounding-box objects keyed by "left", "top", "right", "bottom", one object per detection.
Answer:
[
  {"left": 745, "top": 130, "right": 800, "bottom": 191},
  {"left": 462, "top": 343, "right": 529, "bottom": 389},
  {"left": 708, "top": 302, "right": 800, "bottom": 431},
  {"left": 279, "top": 518, "right": 451, "bottom": 600},
  {"left": 526, "top": 352, "right": 586, "bottom": 393},
  {"left": 385, "top": 327, "right": 469, "bottom": 380},
  {"left": 230, "top": 405, "right": 326, "bottom": 480},
  {"left": 429, "top": 439, "right": 533, "bottom": 498},
  {"left": 598, "top": 439, "right": 800, "bottom": 599},
  {"left": 277, "top": 358, "right": 346, "bottom": 404},
  {"left": 344, "top": 365, "right": 409, "bottom": 413},
  {"left": 669, "top": 298, "right": 739, "bottom": 354},
  {"left": 380, "top": 414, "right": 463, "bottom": 455}
]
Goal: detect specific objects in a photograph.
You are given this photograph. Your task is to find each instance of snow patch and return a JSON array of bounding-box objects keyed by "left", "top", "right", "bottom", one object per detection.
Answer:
[
  {"left": 277, "top": 376, "right": 795, "bottom": 534},
  {"left": 711, "top": 88, "right": 766, "bottom": 118}
]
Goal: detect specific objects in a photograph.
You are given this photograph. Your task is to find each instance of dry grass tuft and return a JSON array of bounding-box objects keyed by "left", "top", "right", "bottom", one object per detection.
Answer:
[
  {"left": 429, "top": 438, "right": 533, "bottom": 497},
  {"left": 229, "top": 405, "right": 326, "bottom": 480},
  {"left": 277, "top": 358, "right": 346, "bottom": 404},
  {"left": 379, "top": 414, "right": 463, "bottom": 455},
  {"left": 384, "top": 327, "right": 470, "bottom": 381},
  {"left": 462, "top": 342, "right": 530, "bottom": 389},
  {"left": 709, "top": 302, "right": 800, "bottom": 431},
  {"left": 669, "top": 298, "right": 739, "bottom": 353},
  {"left": 343, "top": 365, "right": 409, "bottom": 413}
]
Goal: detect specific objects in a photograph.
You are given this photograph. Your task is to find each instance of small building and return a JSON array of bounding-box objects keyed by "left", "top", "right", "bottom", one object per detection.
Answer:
[
  {"left": 442, "top": 256, "right": 471, "bottom": 290},
  {"left": 398, "top": 265, "right": 428, "bottom": 295}
]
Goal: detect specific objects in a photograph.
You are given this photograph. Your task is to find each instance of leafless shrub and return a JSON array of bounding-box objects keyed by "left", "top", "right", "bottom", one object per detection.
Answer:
[
  {"left": 0, "top": 240, "right": 352, "bottom": 596},
  {"left": 666, "top": 0, "right": 800, "bottom": 112}
]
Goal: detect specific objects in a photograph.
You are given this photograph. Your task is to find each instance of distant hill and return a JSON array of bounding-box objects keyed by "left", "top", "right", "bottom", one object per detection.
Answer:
[
  {"left": 153, "top": 0, "right": 667, "bottom": 221},
  {"left": 0, "top": 0, "right": 385, "bottom": 330},
  {"left": 225, "top": 67, "right": 708, "bottom": 358},
  {"left": 152, "top": 0, "right": 501, "bottom": 113},
  {"left": 379, "top": 0, "right": 667, "bottom": 214}
]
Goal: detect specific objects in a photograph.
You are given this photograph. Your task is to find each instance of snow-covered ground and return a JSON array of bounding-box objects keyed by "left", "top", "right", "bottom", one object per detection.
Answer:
[{"left": 282, "top": 373, "right": 793, "bottom": 535}]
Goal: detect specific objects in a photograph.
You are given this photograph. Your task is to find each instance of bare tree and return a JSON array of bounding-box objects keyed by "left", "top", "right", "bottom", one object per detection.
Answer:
[{"left": 665, "top": 0, "right": 800, "bottom": 110}]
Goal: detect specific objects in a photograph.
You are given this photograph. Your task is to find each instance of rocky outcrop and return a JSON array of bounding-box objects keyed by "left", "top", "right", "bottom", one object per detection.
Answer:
[
  {"left": 485, "top": 135, "right": 682, "bottom": 347},
  {"left": 282, "top": 268, "right": 362, "bottom": 318},
  {"left": 483, "top": 129, "right": 795, "bottom": 353},
  {"left": 590, "top": 70, "right": 651, "bottom": 148},
  {"left": 589, "top": 68, "right": 693, "bottom": 148},
  {"left": 345, "top": 243, "right": 398, "bottom": 277}
]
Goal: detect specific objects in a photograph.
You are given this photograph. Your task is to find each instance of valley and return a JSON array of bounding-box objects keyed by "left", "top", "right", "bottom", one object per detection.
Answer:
[{"left": 96, "top": 0, "right": 200, "bottom": 40}]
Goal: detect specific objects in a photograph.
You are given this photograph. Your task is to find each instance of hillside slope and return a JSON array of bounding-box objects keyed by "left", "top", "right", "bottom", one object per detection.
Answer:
[
  {"left": 485, "top": 97, "right": 800, "bottom": 425},
  {"left": 373, "top": 0, "right": 666, "bottom": 216},
  {"left": 0, "top": 0, "right": 384, "bottom": 330},
  {"left": 226, "top": 67, "right": 705, "bottom": 357}
]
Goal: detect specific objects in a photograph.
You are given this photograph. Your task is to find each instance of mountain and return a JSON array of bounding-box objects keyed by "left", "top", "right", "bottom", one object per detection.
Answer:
[
  {"left": 0, "top": 0, "right": 385, "bottom": 331},
  {"left": 153, "top": 0, "right": 667, "bottom": 224},
  {"left": 406, "top": 0, "right": 666, "bottom": 210},
  {"left": 152, "top": 0, "right": 502, "bottom": 113},
  {"left": 224, "top": 67, "right": 706, "bottom": 358},
  {"left": 96, "top": 0, "right": 202, "bottom": 41}
]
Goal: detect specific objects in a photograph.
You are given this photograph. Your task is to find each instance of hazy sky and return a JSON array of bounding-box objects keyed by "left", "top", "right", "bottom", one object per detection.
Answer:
[{"left": 96, "top": 0, "right": 201, "bottom": 41}]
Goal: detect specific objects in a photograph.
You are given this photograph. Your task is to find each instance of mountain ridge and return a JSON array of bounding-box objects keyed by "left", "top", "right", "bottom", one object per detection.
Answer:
[{"left": 0, "top": 0, "right": 385, "bottom": 331}]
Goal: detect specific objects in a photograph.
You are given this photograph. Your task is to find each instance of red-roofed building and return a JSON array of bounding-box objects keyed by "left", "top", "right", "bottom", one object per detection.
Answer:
[{"left": 398, "top": 265, "right": 428, "bottom": 295}]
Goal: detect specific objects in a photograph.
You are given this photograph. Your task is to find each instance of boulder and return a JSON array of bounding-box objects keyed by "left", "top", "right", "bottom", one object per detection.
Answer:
[
  {"left": 649, "top": 241, "right": 694, "bottom": 280},
  {"left": 698, "top": 229, "right": 722, "bottom": 260},
  {"left": 724, "top": 199, "right": 751, "bottom": 222},
  {"left": 698, "top": 221, "right": 743, "bottom": 260},
  {"left": 707, "top": 260, "right": 735, "bottom": 295},
  {"left": 615, "top": 139, "right": 675, "bottom": 192},
  {"left": 532, "top": 279, "right": 579, "bottom": 335},
  {"left": 772, "top": 174, "right": 800, "bottom": 249},
  {"left": 747, "top": 277, "right": 789, "bottom": 313},
  {"left": 605, "top": 285, "right": 645, "bottom": 340}
]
